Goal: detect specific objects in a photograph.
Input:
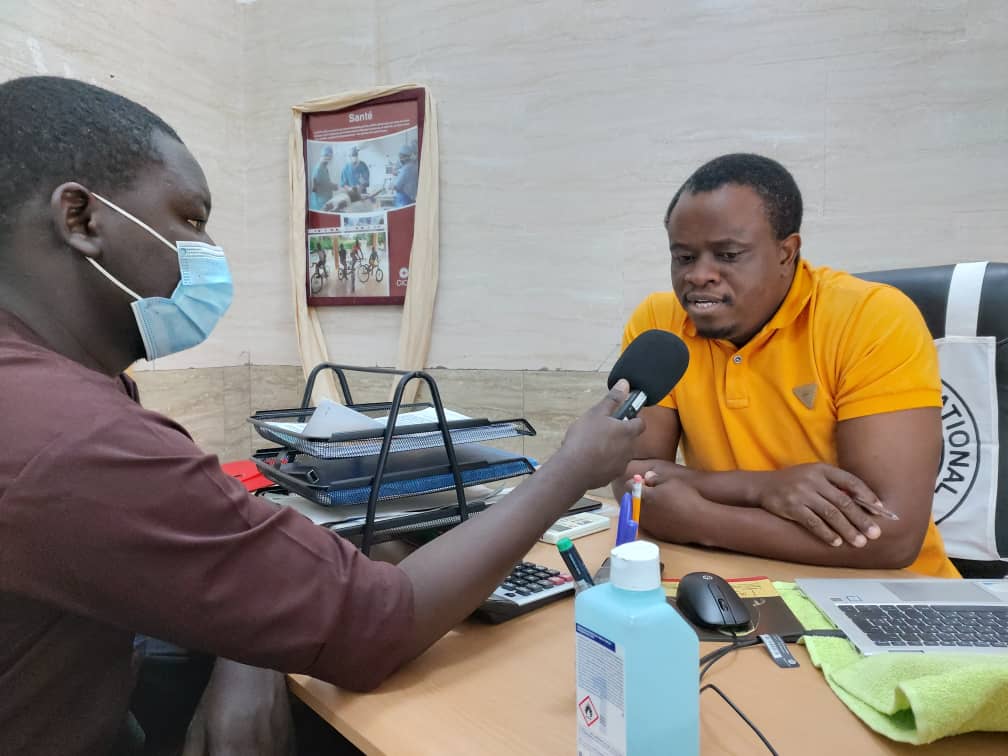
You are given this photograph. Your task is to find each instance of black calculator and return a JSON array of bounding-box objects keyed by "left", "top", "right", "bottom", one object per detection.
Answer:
[{"left": 473, "top": 561, "right": 576, "bottom": 623}]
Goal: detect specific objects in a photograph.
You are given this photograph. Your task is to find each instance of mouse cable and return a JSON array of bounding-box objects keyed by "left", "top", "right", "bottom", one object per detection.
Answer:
[
  {"left": 700, "top": 683, "right": 779, "bottom": 756},
  {"left": 696, "top": 628, "right": 848, "bottom": 754},
  {"left": 699, "top": 638, "right": 762, "bottom": 681},
  {"left": 699, "top": 628, "right": 847, "bottom": 680}
]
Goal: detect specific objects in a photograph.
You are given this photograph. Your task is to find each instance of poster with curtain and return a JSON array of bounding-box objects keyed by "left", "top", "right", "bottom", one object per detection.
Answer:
[
  {"left": 289, "top": 85, "right": 438, "bottom": 404},
  {"left": 303, "top": 90, "right": 424, "bottom": 305}
]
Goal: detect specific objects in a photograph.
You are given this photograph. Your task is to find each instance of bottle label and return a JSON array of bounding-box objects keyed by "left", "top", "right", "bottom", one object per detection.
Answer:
[{"left": 575, "top": 623, "right": 627, "bottom": 756}]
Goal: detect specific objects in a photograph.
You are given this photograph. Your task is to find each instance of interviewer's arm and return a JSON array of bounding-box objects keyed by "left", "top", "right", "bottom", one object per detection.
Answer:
[{"left": 397, "top": 384, "right": 644, "bottom": 671}]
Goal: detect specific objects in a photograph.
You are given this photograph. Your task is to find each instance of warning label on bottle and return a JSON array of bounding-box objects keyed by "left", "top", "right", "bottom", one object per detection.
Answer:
[{"left": 576, "top": 623, "right": 626, "bottom": 756}]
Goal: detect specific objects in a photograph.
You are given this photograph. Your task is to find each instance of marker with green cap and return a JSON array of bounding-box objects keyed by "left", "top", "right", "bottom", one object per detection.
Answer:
[{"left": 556, "top": 537, "right": 595, "bottom": 593}]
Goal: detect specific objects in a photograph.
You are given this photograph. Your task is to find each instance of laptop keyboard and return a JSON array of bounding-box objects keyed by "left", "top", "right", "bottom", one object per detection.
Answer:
[{"left": 838, "top": 604, "right": 1008, "bottom": 647}]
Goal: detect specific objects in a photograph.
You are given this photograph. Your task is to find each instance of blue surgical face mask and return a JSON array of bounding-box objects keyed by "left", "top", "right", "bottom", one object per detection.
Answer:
[{"left": 88, "top": 193, "right": 233, "bottom": 361}]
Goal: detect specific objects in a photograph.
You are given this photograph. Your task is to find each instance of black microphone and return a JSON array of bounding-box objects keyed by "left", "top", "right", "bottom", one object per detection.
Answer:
[{"left": 607, "top": 330, "right": 689, "bottom": 419}]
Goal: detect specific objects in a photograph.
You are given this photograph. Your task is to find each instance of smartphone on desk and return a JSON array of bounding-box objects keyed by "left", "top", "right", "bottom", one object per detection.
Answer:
[{"left": 568, "top": 496, "right": 604, "bottom": 514}]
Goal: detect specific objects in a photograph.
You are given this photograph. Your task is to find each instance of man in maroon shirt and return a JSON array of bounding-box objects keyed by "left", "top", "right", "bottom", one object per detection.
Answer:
[{"left": 0, "top": 77, "right": 644, "bottom": 755}]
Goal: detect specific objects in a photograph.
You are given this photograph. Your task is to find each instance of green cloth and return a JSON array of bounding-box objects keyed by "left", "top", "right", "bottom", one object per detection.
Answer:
[{"left": 775, "top": 581, "right": 1008, "bottom": 745}]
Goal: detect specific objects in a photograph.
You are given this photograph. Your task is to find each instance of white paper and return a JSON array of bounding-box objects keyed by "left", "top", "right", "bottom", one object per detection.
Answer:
[
  {"left": 302, "top": 398, "right": 382, "bottom": 438},
  {"left": 378, "top": 407, "right": 471, "bottom": 427},
  {"left": 261, "top": 403, "right": 471, "bottom": 441}
]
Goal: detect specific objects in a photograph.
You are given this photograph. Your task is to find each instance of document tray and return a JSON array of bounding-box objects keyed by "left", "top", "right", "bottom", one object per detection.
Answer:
[{"left": 255, "top": 444, "right": 536, "bottom": 507}]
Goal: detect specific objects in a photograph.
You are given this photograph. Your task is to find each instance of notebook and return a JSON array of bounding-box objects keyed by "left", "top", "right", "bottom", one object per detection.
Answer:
[{"left": 796, "top": 578, "right": 1008, "bottom": 656}]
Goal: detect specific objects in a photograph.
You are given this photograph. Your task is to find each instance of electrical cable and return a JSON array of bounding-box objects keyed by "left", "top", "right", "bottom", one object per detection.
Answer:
[
  {"left": 697, "top": 628, "right": 849, "bottom": 752},
  {"left": 700, "top": 683, "right": 779, "bottom": 756}
]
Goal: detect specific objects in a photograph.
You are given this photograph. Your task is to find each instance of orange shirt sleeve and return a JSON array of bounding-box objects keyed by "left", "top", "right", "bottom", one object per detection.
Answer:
[{"left": 834, "top": 284, "right": 941, "bottom": 421}]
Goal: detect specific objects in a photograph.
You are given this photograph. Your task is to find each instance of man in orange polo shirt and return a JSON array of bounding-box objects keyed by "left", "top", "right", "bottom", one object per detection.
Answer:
[{"left": 618, "top": 153, "right": 958, "bottom": 578}]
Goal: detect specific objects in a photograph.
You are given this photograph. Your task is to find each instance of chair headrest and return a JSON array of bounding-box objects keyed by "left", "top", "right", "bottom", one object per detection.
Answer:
[{"left": 856, "top": 262, "right": 1008, "bottom": 340}]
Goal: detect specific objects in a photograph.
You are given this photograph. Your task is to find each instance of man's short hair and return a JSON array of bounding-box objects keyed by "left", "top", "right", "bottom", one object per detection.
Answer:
[
  {"left": 663, "top": 153, "right": 803, "bottom": 240},
  {"left": 0, "top": 76, "right": 182, "bottom": 243}
]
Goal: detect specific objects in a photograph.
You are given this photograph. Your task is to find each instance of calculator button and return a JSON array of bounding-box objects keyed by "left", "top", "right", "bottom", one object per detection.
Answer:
[
  {"left": 515, "top": 587, "right": 532, "bottom": 596},
  {"left": 560, "top": 574, "right": 574, "bottom": 583},
  {"left": 545, "top": 569, "right": 560, "bottom": 576},
  {"left": 549, "top": 576, "right": 566, "bottom": 586},
  {"left": 528, "top": 584, "right": 545, "bottom": 593},
  {"left": 504, "top": 592, "right": 516, "bottom": 598},
  {"left": 537, "top": 580, "right": 554, "bottom": 589}
]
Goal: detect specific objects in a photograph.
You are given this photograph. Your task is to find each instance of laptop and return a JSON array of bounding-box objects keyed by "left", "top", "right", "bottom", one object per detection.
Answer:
[{"left": 795, "top": 578, "right": 1008, "bottom": 656}]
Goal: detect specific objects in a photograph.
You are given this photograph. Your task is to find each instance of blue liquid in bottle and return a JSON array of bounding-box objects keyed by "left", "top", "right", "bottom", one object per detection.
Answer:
[{"left": 575, "top": 541, "right": 698, "bottom": 755}]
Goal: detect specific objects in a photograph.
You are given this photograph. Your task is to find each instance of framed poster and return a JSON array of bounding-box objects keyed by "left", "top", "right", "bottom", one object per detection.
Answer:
[{"left": 303, "top": 88, "right": 425, "bottom": 305}]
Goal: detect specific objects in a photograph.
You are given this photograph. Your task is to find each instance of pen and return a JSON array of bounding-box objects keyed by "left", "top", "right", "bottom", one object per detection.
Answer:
[
  {"left": 557, "top": 537, "right": 595, "bottom": 592},
  {"left": 626, "top": 520, "right": 638, "bottom": 542},
  {"left": 631, "top": 474, "right": 643, "bottom": 523},
  {"left": 866, "top": 501, "right": 900, "bottom": 521},
  {"left": 616, "top": 492, "right": 633, "bottom": 545}
]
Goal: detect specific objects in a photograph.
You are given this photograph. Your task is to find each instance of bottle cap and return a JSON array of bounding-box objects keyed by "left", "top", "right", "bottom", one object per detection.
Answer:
[{"left": 609, "top": 540, "right": 661, "bottom": 591}]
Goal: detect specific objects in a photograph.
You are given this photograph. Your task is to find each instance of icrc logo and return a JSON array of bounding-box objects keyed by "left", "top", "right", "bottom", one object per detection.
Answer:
[{"left": 934, "top": 380, "right": 980, "bottom": 524}]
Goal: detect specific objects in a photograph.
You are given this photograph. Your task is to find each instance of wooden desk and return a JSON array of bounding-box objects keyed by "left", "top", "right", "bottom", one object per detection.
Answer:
[{"left": 289, "top": 531, "right": 1004, "bottom": 755}]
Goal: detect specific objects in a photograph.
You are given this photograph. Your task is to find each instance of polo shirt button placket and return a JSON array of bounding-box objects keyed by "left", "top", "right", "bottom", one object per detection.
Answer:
[{"left": 726, "top": 353, "right": 748, "bottom": 407}]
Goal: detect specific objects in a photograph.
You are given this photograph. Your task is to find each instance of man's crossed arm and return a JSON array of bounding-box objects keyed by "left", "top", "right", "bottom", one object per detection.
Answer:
[{"left": 614, "top": 405, "right": 941, "bottom": 569}]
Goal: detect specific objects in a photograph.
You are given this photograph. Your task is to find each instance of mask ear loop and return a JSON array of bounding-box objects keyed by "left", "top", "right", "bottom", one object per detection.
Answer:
[
  {"left": 85, "top": 257, "right": 143, "bottom": 300},
  {"left": 86, "top": 192, "right": 180, "bottom": 302},
  {"left": 91, "top": 193, "right": 177, "bottom": 251}
]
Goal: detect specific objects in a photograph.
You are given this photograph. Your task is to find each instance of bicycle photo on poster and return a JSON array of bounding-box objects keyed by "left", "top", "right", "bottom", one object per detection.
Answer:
[{"left": 308, "top": 230, "right": 388, "bottom": 298}]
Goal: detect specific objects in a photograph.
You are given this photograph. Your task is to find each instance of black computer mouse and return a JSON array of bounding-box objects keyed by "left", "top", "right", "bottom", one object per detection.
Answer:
[{"left": 676, "top": 572, "right": 752, "bottom": 631}]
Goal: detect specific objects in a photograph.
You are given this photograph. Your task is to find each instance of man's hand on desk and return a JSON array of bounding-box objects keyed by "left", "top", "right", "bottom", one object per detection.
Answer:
[
  {"left": 632, "top": 473, "right": 707, "bottom": 544},
  {"left": 181, "top": 659, "right": 294, "bottom": 756},
  {"left": 750, "top": 463, "right": 884, "bottom": 548},
  {"left": 624, "top": 459, "right": 885, "bottom": 548}
]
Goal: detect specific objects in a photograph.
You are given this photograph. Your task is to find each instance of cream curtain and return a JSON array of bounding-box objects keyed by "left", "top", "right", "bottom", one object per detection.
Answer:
[{"left": 288, "top": 85, "right": 439, "bottom": 404}]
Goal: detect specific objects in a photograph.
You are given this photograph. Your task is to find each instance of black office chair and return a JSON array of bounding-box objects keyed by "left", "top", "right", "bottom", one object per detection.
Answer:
[{"left": 857, "top": 262, "right": 1008, "bottom": 578}]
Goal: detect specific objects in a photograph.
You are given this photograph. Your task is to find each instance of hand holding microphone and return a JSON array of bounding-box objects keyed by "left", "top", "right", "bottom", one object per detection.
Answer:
[
  {"left": 556, "top": 330, "right": 689, "bottom": 491},
  {"left": 558, "top": 379, "right": 646, "bottom": 489},
  {"left": 607, "top": 330, "right": 690, "bottom": 419}
]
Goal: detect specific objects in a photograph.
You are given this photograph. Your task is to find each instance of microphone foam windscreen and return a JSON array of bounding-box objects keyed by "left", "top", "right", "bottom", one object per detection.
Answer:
[{"left": 607, "top": 330, "right": 689, "bottom": 406}]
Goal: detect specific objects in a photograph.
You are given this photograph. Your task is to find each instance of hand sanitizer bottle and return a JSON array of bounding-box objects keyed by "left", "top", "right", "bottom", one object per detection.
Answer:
[{"left": 575, "top": 540, "right": 698, "bottom": 755}]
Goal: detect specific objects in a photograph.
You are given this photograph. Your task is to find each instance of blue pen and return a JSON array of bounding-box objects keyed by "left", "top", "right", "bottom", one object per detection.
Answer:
[
  {"left": 615, "top": 492, "right": 632, "bottom": 545},
  {"left": 612, "top": 493, "right": 628, "bottom": 548},
  {"left": 626, "top": 520, "right": 638, "bottom": 542}
]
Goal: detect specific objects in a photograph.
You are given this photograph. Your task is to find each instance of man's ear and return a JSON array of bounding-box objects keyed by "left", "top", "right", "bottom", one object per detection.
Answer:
[
  {"left": 50, "top": 182, "right": 102, "bottom": 259},
  {"left": 779, "top": 232, "right": 801, "bottom": 270}
]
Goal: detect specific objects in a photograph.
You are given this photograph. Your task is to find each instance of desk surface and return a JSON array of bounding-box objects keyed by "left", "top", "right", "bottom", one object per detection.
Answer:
[{"left": 289, "top": 530, "right": 1005, "bottom": 755}]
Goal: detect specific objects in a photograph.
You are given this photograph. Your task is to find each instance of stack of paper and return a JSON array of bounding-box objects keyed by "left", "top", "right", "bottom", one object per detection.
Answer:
[{"left": 262, "top": 399, "right": 471, "bottom": 439}]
